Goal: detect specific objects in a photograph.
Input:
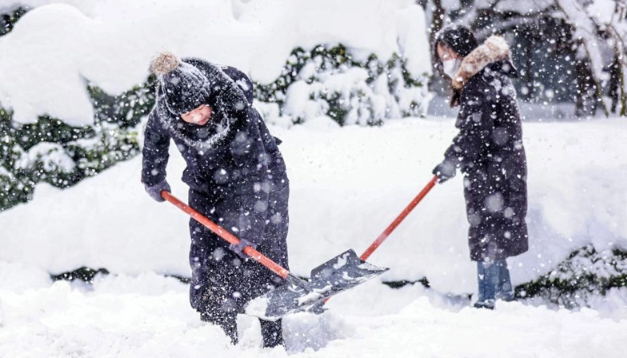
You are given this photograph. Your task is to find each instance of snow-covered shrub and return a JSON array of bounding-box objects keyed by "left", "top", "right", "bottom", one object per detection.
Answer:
[
  {"left": 0, "top": 108, "right": 33, "bottom": 210},
  {"left": 516, "top": 245, "right": 627, "bottom": 308},
  {"left": 88, "top": 79, "right": 156, "bottom": 128},
  {"left": 1, "top": 116, "right": 139, "bottom": 212},
  {"left": 0, "top": 42, "right": 429, "bottom": 211},
  {"left": 255, "top": 44, "right": 429, "bottom": 126},
  {"left": 0, "top": 6, "right": 27, "bottom": 37},
  {"left": 0, "top": 81, "right": 150, "bottom": 212},
  {"left": 50, "top": 267, "right": 109, "bottom": 283}
]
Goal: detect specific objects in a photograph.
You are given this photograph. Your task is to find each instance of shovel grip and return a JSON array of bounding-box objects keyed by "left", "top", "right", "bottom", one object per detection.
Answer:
[{"left": 161, "top": 191, "right": 290, "bottom": 279}]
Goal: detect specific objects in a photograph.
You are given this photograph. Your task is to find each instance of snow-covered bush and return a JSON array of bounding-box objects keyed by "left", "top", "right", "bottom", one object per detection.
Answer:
[
  {"left": 0, "top": 0, "right": 431, "bottom": 209},
  {"left": 0, "top": 39, "right": 431, "bottom": 211},
  {"left": 88, "top": 80, "right": 156, "bottom": 129},
  {"left": 0, "top": 6, "right": 26, "bottom": 36},
  {"left": 255, "top": 44, "right": 429, "bottom": 126},
  {"left": 516, "top": 245, "right": 627, "bottom": 308},
  {"left": 0, "top": 18, "right": 154, "bottom": 210},
  {"left": 0, "top": 88, "right": 145, "bottom": 212}
]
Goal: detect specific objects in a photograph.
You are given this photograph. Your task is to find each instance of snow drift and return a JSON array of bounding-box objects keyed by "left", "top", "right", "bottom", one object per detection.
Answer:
[{"left": 1, "top": 118, "right": 625, "bottom": 296}]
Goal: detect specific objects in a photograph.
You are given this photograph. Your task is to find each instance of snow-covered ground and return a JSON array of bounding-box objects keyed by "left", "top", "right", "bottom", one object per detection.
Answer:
[
  {"left": 1, "top": 270, "right": 627, "bottom": 357},
  {"left": 1, "top": 116, "right": 627, "bottom": 356}
]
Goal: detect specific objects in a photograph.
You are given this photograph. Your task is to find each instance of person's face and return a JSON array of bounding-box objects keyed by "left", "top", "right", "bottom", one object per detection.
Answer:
[
  {"left": 180, "top": 104, "right": 212, "bottom": 126},
  {"left": 437, "top": 42, "right": 460, "bottom": 62}
]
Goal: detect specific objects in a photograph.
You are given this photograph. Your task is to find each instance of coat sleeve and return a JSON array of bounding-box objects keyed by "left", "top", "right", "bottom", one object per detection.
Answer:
[
  {"left": 141, "top": 111, "right": 171, "bottom": 186},
  {"left": 228, "top": 108, "right": 271, "bottom": 246},
  {"left": 444, "top": 88, "right": 496, "bottom": 173}
]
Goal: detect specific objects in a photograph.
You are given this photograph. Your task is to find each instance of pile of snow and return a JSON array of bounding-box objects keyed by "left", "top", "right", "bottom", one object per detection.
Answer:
[
  {"left": 1, "top": 117, "right": 626, "bottom": 297},
  {"left": 0, "top": 270, "right": 626, "bottom": 357},
  {"left": 0, "top": 0, "right": 430, "bottom": 125}
]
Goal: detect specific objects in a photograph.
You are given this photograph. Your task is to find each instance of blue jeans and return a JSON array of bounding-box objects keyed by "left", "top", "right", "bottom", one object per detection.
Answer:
[{"left": 476, "top": 258, "right": 514, "bottom": 306}]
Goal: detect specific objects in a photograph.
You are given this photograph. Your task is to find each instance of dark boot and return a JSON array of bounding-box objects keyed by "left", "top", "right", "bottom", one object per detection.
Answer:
[
  {"left": 473, "top": 300, "right": 495, "bottom": 310},
  {"left": 201, "top": 311, "right": 238, "bottom": 345},
  {"left": 260, "top": 319, "right": 284, "bottom": 348}
]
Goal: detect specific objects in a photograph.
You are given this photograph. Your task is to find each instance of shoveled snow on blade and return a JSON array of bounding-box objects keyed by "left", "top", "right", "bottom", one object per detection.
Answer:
[
  {"left": 333, "top": 253, "right": 349, "bottom": 269},
  {"left": 297, "top": 285, "right": 332, "bottom": 306},
  {"left": 245, "top": 296, "right": 270, "bottom": 318},
  {"left": 244, "top": 250, "right": 388, "bottom": 320}
]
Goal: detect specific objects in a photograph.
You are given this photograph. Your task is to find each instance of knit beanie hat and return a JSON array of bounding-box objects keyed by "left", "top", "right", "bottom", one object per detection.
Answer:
[
  {"left": 150, "top": 52, "right": 211, "bottom": 116},
  {"left": 434, "top": 25, "right": 478, "bottom": 58},
  {"left": 432, "top": 24, "right": 479, "bottom": 71},
  {"left": 432, "top": 25, "right": 479, "bottom": 107}
]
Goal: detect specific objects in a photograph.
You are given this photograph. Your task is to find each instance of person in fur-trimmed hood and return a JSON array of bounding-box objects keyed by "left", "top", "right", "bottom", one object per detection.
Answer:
[
  {"left": 141, "top": 52, "right": 289, "bottom": 347},
  {"left": 431, "top": 25, "right": 528, "bottom": 309}
]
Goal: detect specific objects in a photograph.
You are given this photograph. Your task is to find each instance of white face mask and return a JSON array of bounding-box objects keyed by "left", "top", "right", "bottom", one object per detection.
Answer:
[{"left": 442, "top": 59, "right": 461, "bottom": 79}]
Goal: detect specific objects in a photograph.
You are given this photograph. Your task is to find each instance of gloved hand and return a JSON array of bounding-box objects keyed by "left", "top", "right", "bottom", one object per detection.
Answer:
[
  {"left": 432, "top": 160, "right": 456, "bottom": 184},
  {"left": 229, "top": 238, "right": 257, "bottom": 260},
  {"left": 144, "top": 179, "right": 171, "bottom": 202}
]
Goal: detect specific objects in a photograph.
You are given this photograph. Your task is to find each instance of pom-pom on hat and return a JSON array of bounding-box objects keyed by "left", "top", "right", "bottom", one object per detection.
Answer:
[{"left": 150, "top": 52, "right": 211, "bottom": 116}]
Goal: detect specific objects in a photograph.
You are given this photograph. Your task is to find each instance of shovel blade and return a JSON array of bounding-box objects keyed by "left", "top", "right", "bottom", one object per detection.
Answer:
[{"left": 245, "top": 249, "right": 388, "bottom": 320}]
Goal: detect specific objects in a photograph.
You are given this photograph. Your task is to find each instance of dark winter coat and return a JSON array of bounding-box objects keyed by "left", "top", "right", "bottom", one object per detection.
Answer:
[
  {"left": 443, "top": 36, "right": 529, "bottom": 261},
  {"left": 141, "top": 58, "right": 289, "bottom": 314}
]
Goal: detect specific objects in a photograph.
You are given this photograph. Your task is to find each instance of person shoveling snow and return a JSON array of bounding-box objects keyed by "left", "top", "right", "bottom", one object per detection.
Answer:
[
  {"left": 431, "top": 25, "right": 529, "bottom": 309},
  {"left": 141, "top": 52, "right": 292, "bottom": 347},
  {"left": 141, "top": 52, "right": 387, "bottom": 347}
]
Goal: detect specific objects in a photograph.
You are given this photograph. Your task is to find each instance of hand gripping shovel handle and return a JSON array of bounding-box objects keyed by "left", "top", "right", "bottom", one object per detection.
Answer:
[{"left": 161, "top": 191, "right": 311, "bottom": 291}]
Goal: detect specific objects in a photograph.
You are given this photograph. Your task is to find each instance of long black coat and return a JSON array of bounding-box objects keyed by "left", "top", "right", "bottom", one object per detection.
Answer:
[
  {"left": 142, "top": 59, "right": 289, "bottom": 314},
  {"left": 443, "top": 40, "right": 529, "bottom": 262}
]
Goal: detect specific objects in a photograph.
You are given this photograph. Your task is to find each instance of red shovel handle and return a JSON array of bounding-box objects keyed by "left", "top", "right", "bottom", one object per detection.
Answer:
[
  {"left": 323, "top": 175, "right": 438, "bottom": 305},
  {"left": 360, "top": 175, "right": 438, "bottom": 261},
  {"left": 161, "top": 191, "right": 290, "bottom": 279}
]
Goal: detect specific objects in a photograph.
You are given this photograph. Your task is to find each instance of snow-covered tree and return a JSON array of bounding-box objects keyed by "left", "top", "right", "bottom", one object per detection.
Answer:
[
  {"left": 255, "top": 44, "right": 429, "bottom": 126},
  {"left": 0, "top": 76, "right": 148, "bottom": 212},
  {"left": 420, "top": 0, "right": 627, "bottom": 117}
]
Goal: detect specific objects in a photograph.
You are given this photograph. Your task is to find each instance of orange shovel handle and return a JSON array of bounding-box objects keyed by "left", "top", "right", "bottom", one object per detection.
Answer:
[
  {"left": 360, "top": 175, "right": 438, "bottom": 261},
  {"left": 161, "top": 191, "right": 290, "bottom": 279},
  {"left": 323, "top": 176, "right": 437, "bottom": 305}
]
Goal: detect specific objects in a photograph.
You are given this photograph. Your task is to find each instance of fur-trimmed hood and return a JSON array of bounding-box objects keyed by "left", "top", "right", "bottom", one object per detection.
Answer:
[{"left": 451, "top": 35, "right": 512, "bottom": 90}]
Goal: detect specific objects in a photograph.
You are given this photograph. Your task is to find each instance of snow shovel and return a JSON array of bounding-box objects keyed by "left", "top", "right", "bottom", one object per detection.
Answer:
[
  {"left": 322, "top": 175, "right": 438, "bottom": 305},
  {"left": 161, "top": 191, "right": 388, "bottom": 320}
]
